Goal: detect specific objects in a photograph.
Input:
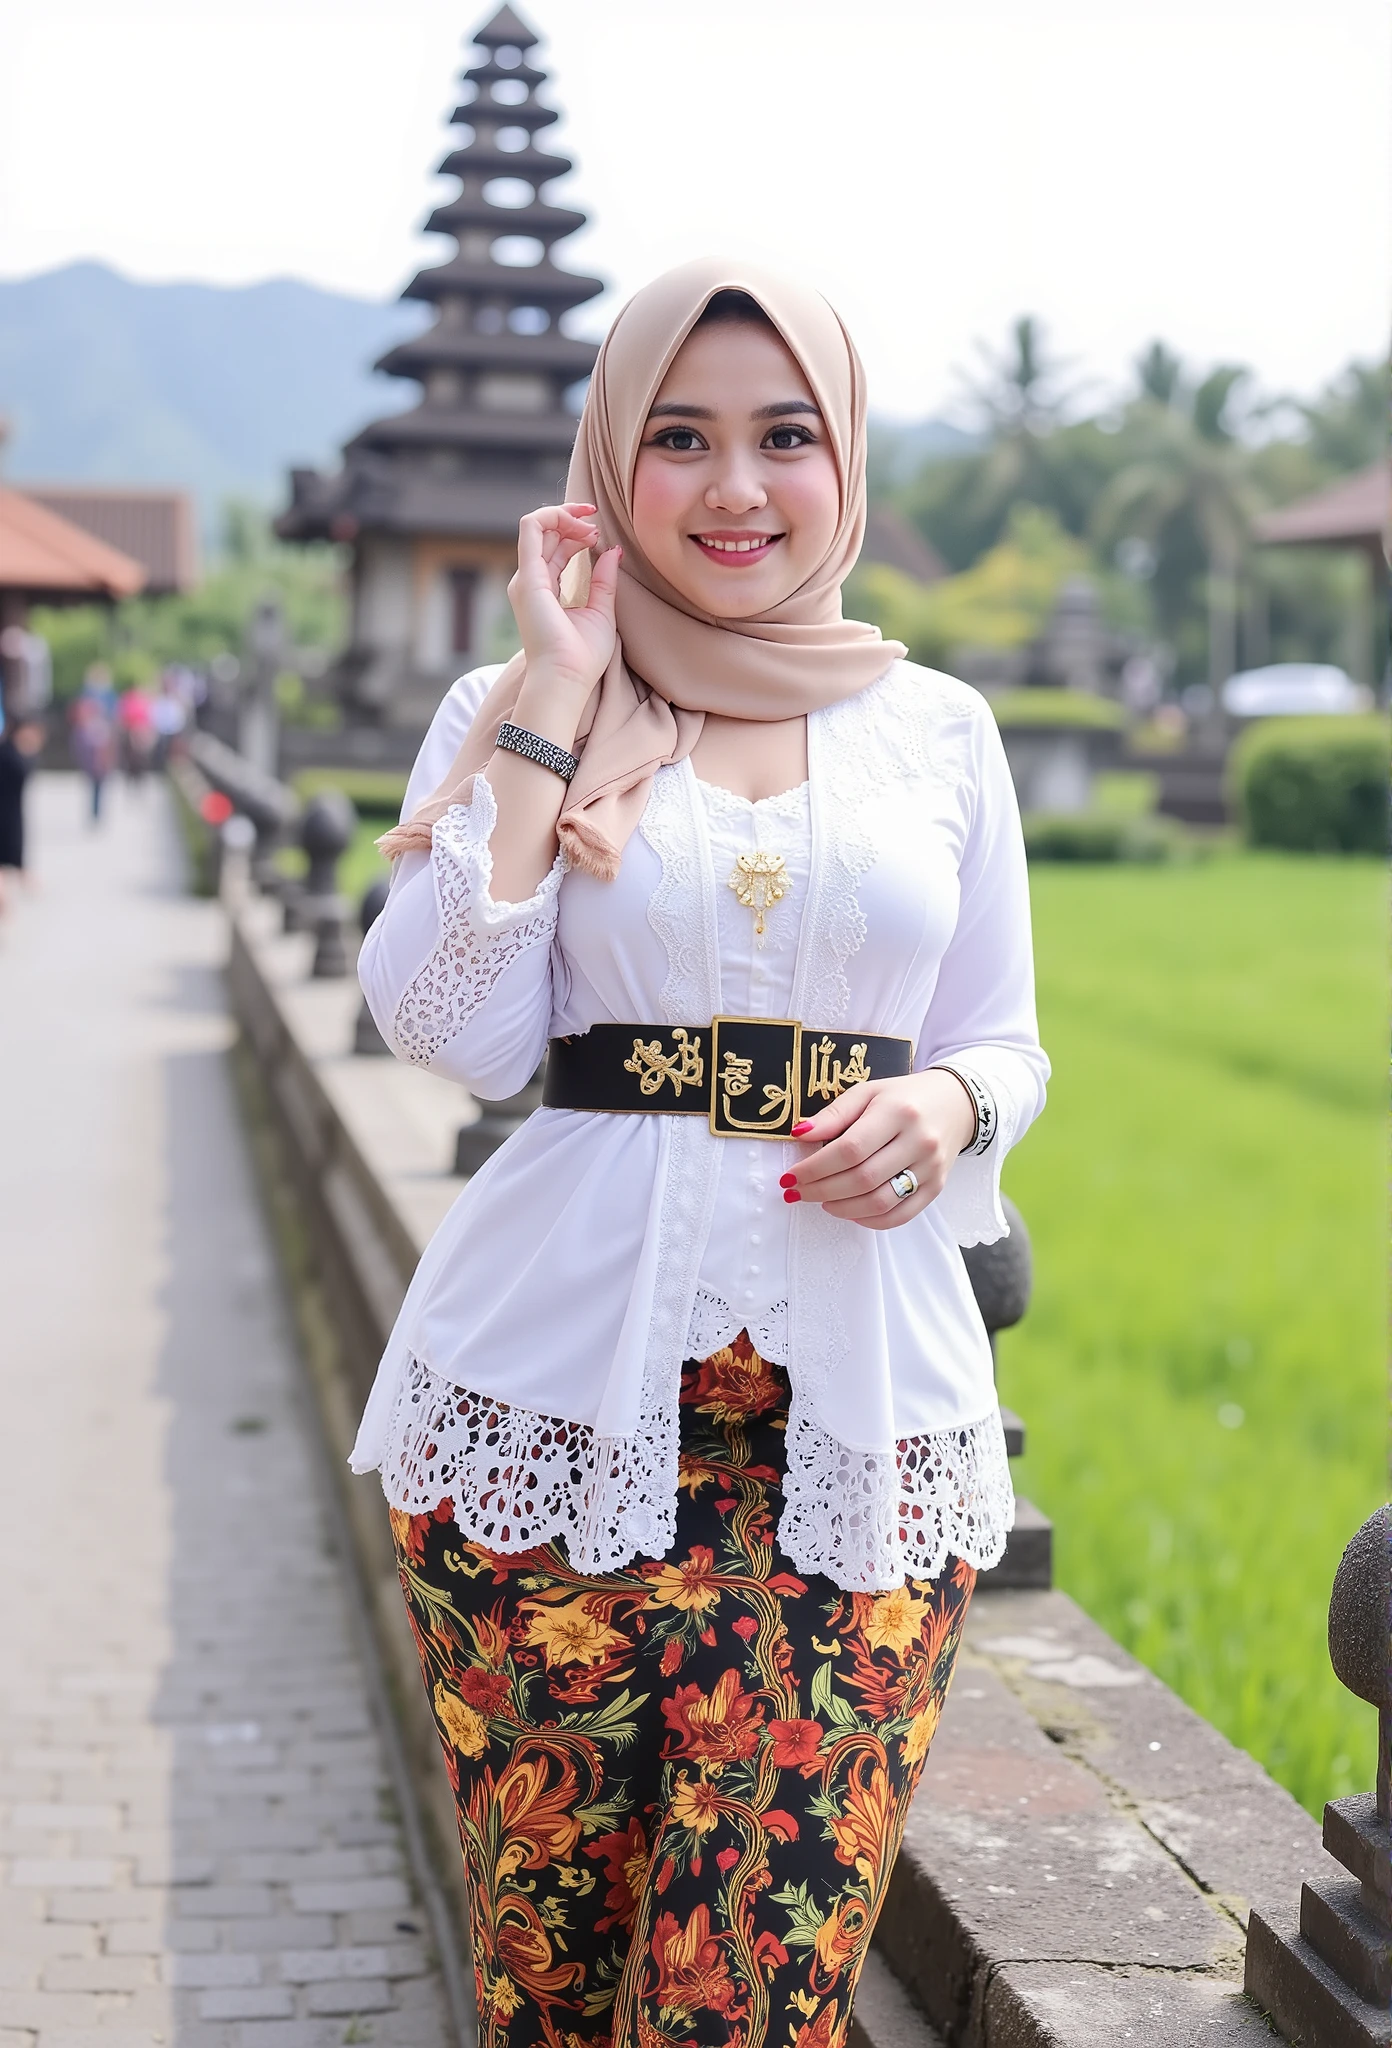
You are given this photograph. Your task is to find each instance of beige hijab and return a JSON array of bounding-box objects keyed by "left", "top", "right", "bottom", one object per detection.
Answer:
[{"left": 379, "top": 258, "right": 904, "bottom": 880}]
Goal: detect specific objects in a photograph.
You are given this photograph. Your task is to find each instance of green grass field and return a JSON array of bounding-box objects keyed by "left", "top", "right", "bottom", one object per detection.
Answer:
[{"left": 997, "top": 852, "right": 1388, "bottom": 1817}]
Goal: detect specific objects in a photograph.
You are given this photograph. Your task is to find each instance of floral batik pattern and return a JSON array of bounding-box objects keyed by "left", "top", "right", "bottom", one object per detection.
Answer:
[{"left": 391, "top": 1334, "right": 976, "bottom": 2048}]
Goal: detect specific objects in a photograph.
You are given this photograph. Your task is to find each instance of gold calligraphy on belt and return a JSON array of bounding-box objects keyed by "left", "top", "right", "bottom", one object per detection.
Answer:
[
  {"left": 718, "top": 1047, "right": 796, "bottom": 1131},
  {"left": 622, "top": 1027, "right": 705, "bottom": 1099},
  {"left": 805, "top": 1036, "right": 873, "bottom": 1102}
]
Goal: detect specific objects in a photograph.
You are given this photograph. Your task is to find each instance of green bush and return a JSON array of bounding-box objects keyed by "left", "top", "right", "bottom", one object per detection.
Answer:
[
  {"left": 1231, "top": 715, "right": 1389, "bottom": 854},
  {"left": 1023, "top": 810, "right": 1183, "bottom": 863},
  {"left": 991, "top": 687, "right": 1127, "bottom": 731}
]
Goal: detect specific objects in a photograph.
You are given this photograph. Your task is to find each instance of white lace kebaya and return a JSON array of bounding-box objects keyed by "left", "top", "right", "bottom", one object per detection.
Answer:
[{"left": 351, "top": 657, "right": 1049, "bottom": 1592}]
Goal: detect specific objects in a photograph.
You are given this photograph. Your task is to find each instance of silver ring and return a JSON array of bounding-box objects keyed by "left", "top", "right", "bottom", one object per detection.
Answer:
[{"left": 889, "top": 1168, "right": 919, "bottom": 1201}]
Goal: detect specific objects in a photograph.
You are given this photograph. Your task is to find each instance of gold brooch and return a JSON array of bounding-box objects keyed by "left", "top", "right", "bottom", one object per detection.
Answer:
[{"left": 727, "top": 850, "right": 792, "bottom": 942}]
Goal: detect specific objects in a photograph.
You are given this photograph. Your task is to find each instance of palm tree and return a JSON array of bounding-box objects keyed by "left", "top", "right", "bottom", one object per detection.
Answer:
[
  {"left": 1095, "top": 353, "right": 1257, "bottom": 690},
  {"left": 952, "top": 317, "right": 1081, "bottom": 533}
]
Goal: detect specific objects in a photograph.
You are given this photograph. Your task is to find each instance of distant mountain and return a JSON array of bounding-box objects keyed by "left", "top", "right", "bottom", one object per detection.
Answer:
[
  {"left": 868, "top": 414, "right": 982, "bottom": 488},
  {"left": 0, "top": 262, "right": 430, "bottom": 523},
  {"left": 0, "top": 262, "right": 976, "bottom": 537}
]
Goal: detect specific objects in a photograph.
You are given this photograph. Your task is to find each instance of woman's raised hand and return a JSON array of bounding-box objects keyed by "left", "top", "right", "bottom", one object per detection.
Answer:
[{"left": 508, "top": 503, "right": 620, "bottom": 698}]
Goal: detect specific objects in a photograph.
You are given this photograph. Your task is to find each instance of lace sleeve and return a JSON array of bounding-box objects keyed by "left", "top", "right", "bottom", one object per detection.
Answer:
[{"left": 392, "top": 774, "right": 565, "bottom": 1078}]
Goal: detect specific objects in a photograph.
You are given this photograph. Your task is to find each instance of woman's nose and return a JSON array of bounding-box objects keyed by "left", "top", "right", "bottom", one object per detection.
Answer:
[{"left": 705, "top": 466, "right": 767, "bottom": 515}]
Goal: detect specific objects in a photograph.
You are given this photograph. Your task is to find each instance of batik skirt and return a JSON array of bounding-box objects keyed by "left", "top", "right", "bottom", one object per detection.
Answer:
[{"left": 390, "top": 1332, "right": 976, "bottom": 2048}]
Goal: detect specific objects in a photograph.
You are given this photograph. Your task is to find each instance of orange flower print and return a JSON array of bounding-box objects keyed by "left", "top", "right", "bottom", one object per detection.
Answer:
[
  {"left": 523, "top": 1595, "right": 627, "bottom": 1669},
  {"left": 494, "top": 1891, "right": 582, "bottom": 2003},
  {"left": 684, "top": 1332, "right": 784, "bottom": 1420},
  {"left": 901, "top": 1698, "right": 941, "bottom": 1765},
  {"left": 388, "top": 1338, "right": 978, "bottom": 2048},
  {"left": 433, "top": 1680, "right": 487, "bottom": 1759},
  {"left": 650, "top": 1903, "right": 736, "bottom": 2017},
  {"left": 861, "top": 1584, "right": 929, "bottom": 1658},
  {"left": 669, "top": 1773, "right": 721, "bottom": 1836},
  {"left": 646, "top": 1544, "right": 721, "bottom": 1614},
  {"left": 585, "top": 1816, "right": 649, "bottom": 1932},
  {"left": 390, "top": 1506, "right": 424, "bottom": 1565},
  {"left": 829, "top": 1752, "right": 895, "bottom": 1886},
  {"left": 489, "top": 1751, "right": 583, "bottom": 1879},
  {"left": 792, "top": 2001, "right": 841, "bottom": 2048},
  {"left": 768, "top": 1717, "right": 823, "bottom": 1776},
  {"left": 812, "top": 1890, "right": 870, "bottom": 1982},
  {"left": 661, "top": 1668, "right": 765, "bottom": 1769}
]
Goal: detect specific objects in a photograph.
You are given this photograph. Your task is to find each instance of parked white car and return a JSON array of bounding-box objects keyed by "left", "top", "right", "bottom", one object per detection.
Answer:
[{"left": 1220, "top": 662, "right": 1371, "bottom": 718}]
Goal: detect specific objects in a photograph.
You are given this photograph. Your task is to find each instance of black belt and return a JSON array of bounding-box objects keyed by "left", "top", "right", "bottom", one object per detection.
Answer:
[{"left": 542, "top": 1019, "right": 914, "bottom": 1141}]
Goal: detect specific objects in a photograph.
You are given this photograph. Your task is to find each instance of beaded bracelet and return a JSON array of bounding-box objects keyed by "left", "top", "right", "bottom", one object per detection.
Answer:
[{"left": 495, "top": 721, "right": 579, "bottom": 785}]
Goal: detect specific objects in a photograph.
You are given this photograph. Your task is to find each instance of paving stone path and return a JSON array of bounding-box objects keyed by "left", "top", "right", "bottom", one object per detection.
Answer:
[{"left": 0, "top": 777, "right": 453, "bottom": 2046}]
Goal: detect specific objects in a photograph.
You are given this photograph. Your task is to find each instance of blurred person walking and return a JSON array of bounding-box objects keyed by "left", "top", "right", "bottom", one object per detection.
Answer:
[
  {"left": 150, "top": 671, "right": 188, "bottom": 767},
  {"left": 69, "top": 667, "right": 118, "bottom": 822},
  {"left": 118, "top": 685, "right": 157, "bottom": 784},
  {"left": 0, "top": 708, "right": 43, "bottom": 914},
  {"left": 0, "top": 624, "right": 50, "bottom": 909}
]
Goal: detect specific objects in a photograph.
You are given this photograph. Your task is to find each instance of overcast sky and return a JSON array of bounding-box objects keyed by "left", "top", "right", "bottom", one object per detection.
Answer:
[{"left": 2, "top": 0, "right": 1387, "bottom": 420}]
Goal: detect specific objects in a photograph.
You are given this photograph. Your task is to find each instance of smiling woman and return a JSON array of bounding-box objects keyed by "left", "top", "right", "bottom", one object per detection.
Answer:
[{"left": 353, "top": 258, "right": 1049, "bottom": 2048}]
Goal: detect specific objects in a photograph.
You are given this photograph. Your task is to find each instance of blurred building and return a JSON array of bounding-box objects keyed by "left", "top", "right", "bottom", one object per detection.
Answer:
[
  {"left": 277, "top": 4, "right": 603, "bottom": 744},
  {"left": 19, "top": 486, "right": 198, "bottom": 597},
  {"left": 0, "top": 487, "right": 146, "bottom": 719},
  {"left": 1253, "top": 459, "right": 1389, "bottom": 571},
  {"left": 859, "top": 504, "right": 947, "bottom": 583},
  {"left": 1255, "top": 459, "right": 1389, "bottom": 689}
]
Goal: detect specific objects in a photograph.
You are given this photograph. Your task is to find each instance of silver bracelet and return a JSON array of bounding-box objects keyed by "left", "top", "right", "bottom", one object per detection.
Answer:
[
  {"left": 495, "top": 721, "right": 579, "bottom": 785},
  {"left": 929, "top": 1063, "right": 998, "bottom": 1156}
]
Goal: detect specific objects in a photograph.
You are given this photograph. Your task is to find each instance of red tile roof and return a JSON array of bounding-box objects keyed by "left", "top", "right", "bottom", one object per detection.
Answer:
[
  {"left": 0, "top": 488, "right": 146, "bottom": 598},
  {"left": 1255, "top": 462, "right": 1389, "bottom": 549},
  {"left": 20, "top": 485, "right": 197, "bottom": 594}
]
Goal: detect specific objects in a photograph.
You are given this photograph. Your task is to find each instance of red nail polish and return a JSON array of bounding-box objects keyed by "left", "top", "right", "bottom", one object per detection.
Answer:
[
  {"left": 790, "top": 1120, "right": 814, "bottom": 1137},
  {"left": 783, "top": 1189, "right": 801, "bottom": 1203},
  {"left": 778, "top": 1173, "right": 797, "bottom": 1189}
]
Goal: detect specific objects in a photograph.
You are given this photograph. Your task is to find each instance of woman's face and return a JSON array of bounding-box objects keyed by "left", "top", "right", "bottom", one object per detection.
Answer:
[{"left": 630, "top": 319, "right": 842, "bottom": 620}]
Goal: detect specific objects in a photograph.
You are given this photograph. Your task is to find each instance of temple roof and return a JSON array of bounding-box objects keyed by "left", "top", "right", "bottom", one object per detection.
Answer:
[
  {"left": 278, "top": 1, "right": 602, "bottom": 547},
  {"left": 1255, "top": 462, "right": 1389, "bottom": 552},
  {"left": 0, "top": 487, "right": 146, "bottom": 600},
  {"left": 472, "top": 3, "right": 538, "bottom": 47}
]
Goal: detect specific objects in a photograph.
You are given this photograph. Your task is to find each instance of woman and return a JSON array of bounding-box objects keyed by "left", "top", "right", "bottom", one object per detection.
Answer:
[{"left": 356, "top": 260, "right": 1048, "bottom": 2048}]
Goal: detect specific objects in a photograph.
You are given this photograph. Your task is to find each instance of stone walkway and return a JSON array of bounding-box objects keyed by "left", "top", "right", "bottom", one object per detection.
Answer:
[{"left": 0, "top": 777, "right": 453, "bottom": 2045}]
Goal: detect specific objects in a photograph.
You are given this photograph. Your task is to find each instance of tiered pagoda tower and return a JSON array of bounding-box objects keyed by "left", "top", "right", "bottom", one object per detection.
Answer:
[{"left": 278, "top": 4, "right": 603, "bottom": 737}]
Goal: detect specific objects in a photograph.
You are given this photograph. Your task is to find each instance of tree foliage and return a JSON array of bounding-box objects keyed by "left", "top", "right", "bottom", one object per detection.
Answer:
[
  {"left": 33, "top": 502, "right": 347, "bottom": 699},
  {"left": 876, "top": 327, "right": 1387, "bottom": 690}
]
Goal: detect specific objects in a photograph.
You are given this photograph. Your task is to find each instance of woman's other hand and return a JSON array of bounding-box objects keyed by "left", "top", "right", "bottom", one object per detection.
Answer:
[
  {"left": 779, "top": 1069, "right": 978, "bottom": 1229},
  {"left": 508, "top": 503, "right": 620, "bottom": 700}
]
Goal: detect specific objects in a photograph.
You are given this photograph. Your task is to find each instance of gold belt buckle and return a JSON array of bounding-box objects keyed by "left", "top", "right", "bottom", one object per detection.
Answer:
[{"left": 708, "top": 1016, "right": 803, "bottom": 1140}]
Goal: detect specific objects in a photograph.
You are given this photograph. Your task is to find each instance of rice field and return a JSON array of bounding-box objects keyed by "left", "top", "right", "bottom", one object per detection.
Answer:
[{"left": 997, "top": 851, "right": 1388, "bottom": 1817}]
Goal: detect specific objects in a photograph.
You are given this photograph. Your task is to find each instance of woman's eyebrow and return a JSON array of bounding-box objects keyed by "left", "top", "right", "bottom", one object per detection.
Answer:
[
  {"left": 647, "top": 400, "right": 716, "bottom": 419},
  {"left": 751, "top": 399, "right": 821, "bottom": 420}
]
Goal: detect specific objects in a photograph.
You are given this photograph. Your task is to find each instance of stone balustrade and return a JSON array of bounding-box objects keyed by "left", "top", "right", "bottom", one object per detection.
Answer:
[{"left": 1245, "top": 1505, "right": 1392, "bottom": 2046}]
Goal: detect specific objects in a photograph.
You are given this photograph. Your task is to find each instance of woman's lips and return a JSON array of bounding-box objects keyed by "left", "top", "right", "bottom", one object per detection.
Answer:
[{"left": 690, "top": 532, "right": 784, "bottom": 565}]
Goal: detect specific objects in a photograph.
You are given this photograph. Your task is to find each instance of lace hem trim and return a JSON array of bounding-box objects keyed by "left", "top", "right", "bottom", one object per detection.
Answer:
[
  {"left": 375, "top": 1354, "right": 1014, "bottom": 1592},
  {"left": 392, "top": 780, "right": 564, "bottom": 1068},
  {"left": 781, "top": 1399, "right": 1015, "bottom": 1590},
  {"left": 686, "top": 1285, "right": 788, "bottom": 1370}
]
